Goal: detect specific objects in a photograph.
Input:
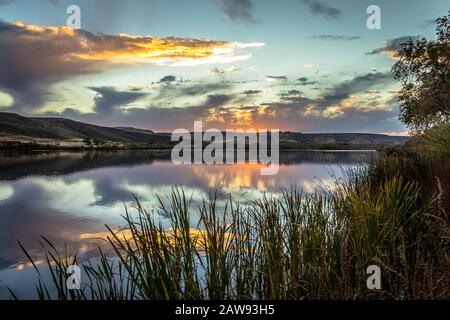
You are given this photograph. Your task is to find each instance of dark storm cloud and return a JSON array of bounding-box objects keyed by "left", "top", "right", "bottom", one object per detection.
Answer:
[
  {"left": 311, "top": 34, "right": 361, "bottom": 41},
  {"left": 89, "top": 87, "right": 147, "bottom": 115},
  {"left": 213, "top": 0, "right": 258, "bottom": 24},
  {"left": 366, "top": 36, "right": 421, "bottom": 59},
  {"left": 301, "top": 0, "right": 341, "bottom": 19}
]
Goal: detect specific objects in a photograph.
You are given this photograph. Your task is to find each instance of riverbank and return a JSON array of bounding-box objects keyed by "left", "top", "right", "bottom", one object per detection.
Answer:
[
  {"left": 0, "top": 136, "right": 169, "bottom": 151},
  {"left": 0, "top": 136, "right": 401, "bottom": 152}
]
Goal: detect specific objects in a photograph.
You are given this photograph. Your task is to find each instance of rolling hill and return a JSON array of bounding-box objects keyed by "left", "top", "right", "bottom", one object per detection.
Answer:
[
  {"left": 0, "top": 112, "right": 163, "bottom": 143},
  {"left": 280, "top": 132, "right": 410, "bottom": 146},
  {"left": 0, "top": 112, "right": 412, "bottom": 149}
]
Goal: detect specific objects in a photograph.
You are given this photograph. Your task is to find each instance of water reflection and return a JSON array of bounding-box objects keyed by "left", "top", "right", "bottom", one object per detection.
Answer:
[{"left": 0, "top": 150, "right": 373, "bottom": 298}]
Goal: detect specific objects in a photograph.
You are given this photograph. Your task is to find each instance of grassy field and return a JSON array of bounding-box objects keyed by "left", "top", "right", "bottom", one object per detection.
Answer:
[{"left": 16, "top": 139, "right": 449, "bottom": 300}]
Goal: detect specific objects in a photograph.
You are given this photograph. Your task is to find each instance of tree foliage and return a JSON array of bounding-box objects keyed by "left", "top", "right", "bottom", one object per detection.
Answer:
[{"left": 392, "top": 11, "right": 450, "bottom": 131}]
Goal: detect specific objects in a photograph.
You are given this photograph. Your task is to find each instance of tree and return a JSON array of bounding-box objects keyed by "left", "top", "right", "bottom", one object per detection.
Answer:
[{"left": 392, "top": 11, "right": 450, "bottom": 132}]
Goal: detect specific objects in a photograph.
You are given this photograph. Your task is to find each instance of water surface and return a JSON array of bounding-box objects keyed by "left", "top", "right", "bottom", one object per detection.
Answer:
[{"left": 0, "top": 150, "right": 373, "bottom": 298}]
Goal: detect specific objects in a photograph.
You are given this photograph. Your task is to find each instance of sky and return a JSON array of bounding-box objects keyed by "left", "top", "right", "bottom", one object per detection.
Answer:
[{"left": 0, "top": 0, "right": 448, "bottom": 133}]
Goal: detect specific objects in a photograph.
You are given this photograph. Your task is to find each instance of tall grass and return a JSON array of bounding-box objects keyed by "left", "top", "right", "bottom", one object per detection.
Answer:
[{"left": 16, "top": 156, "right": 449, "bottom": 300}]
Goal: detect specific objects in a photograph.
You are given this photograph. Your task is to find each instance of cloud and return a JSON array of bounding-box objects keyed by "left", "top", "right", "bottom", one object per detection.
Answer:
[
  {"left": 254, "top": 100, "right": 400, "bottom": 132},
  {"left": 232, "top": 71, "right": 398, "bottom": 130},
  {"left": 382, "top": 131, "right": 411, "bottom": 137},
  {"left": 298, "top": 77, "right": 317, "bottom": 86},
  {"left": 252, "top": 72, "right": 399, "bottom": 131},
  {"left": 301, "top": 0, "right": 341, "bottom": 19},
  {"left": 421, "top": 18, "right": 437, "bottom": 28},
  {"left": 278, "top": 89, "right": 304, "bottom": 101},
  {"left": 366, "top": 36, "right": 421, "bottom": 59},
  {"left": 213, "top": 0, "right": 258, "bottom": 24},
  {"left": 323, "top": 72, "right": 393, "bottom": 102},
  {"left": 89, "top": 87, "right": 147, "bottom": 115},
  {"left": 101, "top": 105, "right": 212, "bottom": 131},
  {"left": 242, "top": 90, "right": 262, "bottom": 95},
  {"left": 159, "top": 75, "right": 177, "bottom": 84},
  {"left": 204, "top": 94, "right": 236, "bottom": 107},
  {"left": 0, "top": 0, "right": 58, "bottom": 6},
  {"left": 0, "top": 0, "right": 14, "bottom": 6},
  {"left": 51, "top": 70, "right": 400, "bottom": 133},
  {"left": 155, "top": 81, "right": 233, "bottom": 101},
  {"left": 0, "top": 20, "right": 263, "bottom": 112},
  {"left": 90, "top": 79, "right": 235, "bottom": 111},
  {"left": 266, "top": 75, "right": 288, "bottom": 81},
  {"left": 212, "top": 66, "right": 241, "bottom": 75},
  {"left": 0, "top": 91, "right": 14, "bottom": 107},
  {"left": 311, "top": 34, "right": 361, "bottom": 41}
]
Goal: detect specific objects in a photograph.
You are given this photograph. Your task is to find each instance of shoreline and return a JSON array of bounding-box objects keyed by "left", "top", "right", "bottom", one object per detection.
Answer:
[
  {"left": 0, "top": 147, "right": 383, "bottom": 152},
  {"left": 0, "top": 140, "right": 391, "bottom": 152}
]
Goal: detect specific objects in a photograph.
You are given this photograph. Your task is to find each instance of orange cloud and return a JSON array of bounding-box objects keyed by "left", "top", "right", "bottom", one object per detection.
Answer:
[{"left": 13, "top": 21, "right": 264, "bottom": 65}]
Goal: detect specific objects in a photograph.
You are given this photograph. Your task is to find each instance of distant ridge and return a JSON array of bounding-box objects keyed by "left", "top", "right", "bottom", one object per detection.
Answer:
[
  {"left": 0, "top": 112, "right": 411, "bottom": 146},
  {"left": 279, "top": 132, "right": 411, "bottom": 146},
  {"left": 0, "top": 112, "right": 159, "bottom": 143}
]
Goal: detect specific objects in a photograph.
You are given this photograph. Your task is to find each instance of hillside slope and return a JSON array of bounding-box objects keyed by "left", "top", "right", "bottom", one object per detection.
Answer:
[
  {"left": 281, "top": 132, "right": 410, "bottom": 145},
  {"left": 0, "top": 112, "right": 160, "bottom": 143}
]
